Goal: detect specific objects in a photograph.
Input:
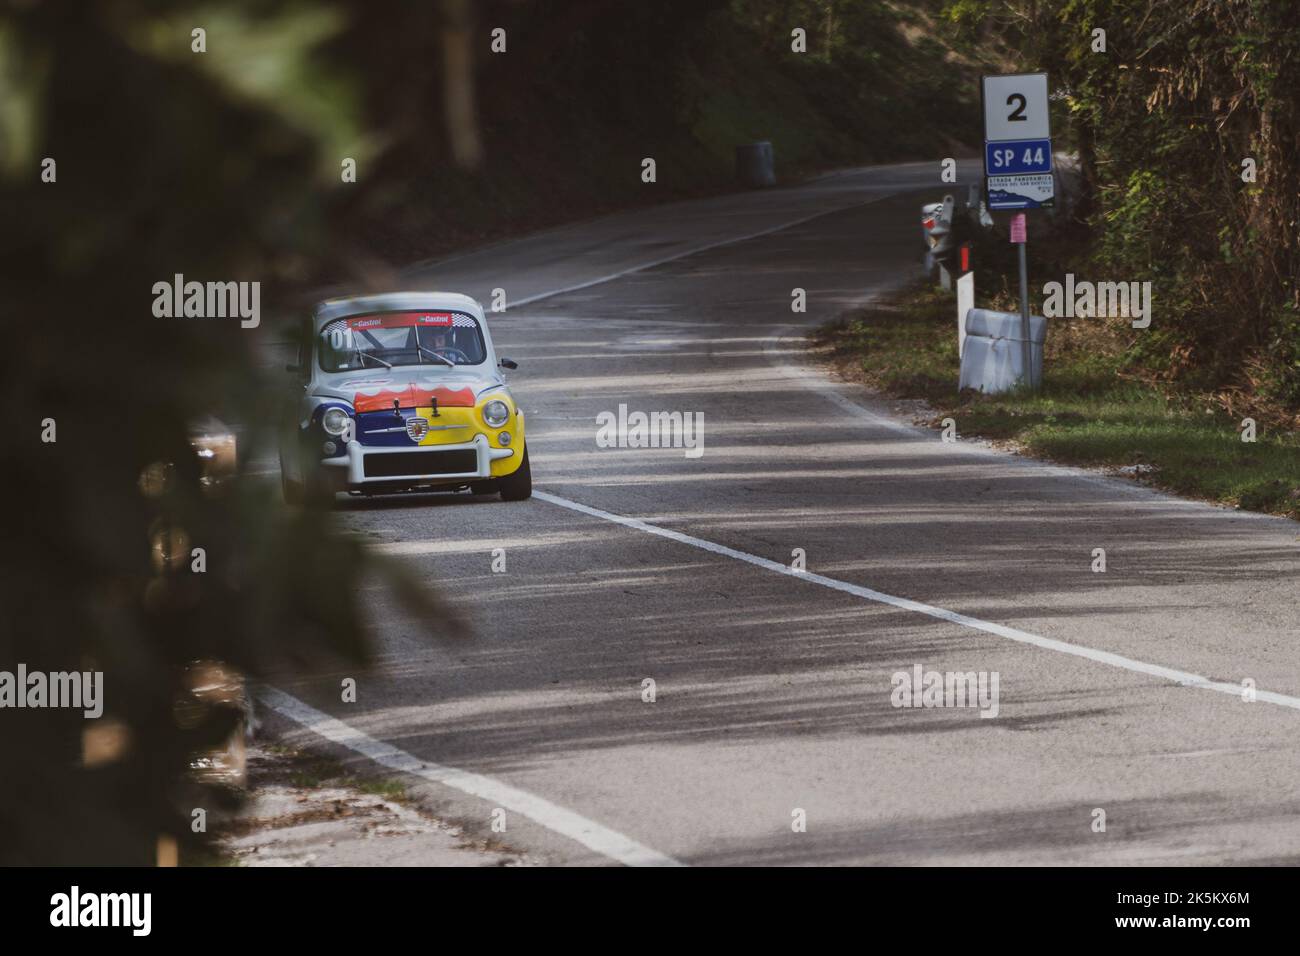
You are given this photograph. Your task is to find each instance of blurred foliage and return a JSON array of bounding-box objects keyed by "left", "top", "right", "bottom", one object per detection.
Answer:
[
  {"left": 946, "top": 0, "right": 1300, "bottom": 420},
  {"left": 0, "top": 0, "right": 459, "bottom": 865}
]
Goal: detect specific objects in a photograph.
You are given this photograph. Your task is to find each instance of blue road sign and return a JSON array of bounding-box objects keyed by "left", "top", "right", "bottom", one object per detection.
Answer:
[
  {"left": 987, "top": 173, "right": 1055, "bottom": 210},
  {"left": 984, "top": 139, "right": 1052, "bottom": 176}
]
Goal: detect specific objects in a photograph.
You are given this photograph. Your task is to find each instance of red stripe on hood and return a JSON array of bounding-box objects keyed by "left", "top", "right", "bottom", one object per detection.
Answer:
[{"left": 353, "top": 386, "right": 476, "bottom": 413}]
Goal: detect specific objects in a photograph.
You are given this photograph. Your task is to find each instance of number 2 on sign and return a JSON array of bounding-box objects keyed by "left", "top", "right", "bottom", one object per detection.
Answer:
[{"left": 1006, "top": 94, "right": 1027, "bottom": 122}]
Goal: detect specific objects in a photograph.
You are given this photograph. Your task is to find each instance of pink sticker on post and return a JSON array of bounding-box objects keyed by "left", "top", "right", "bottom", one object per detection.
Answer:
[{"left": 1010, "top": 213, "right": 1027, "bottom": 244}]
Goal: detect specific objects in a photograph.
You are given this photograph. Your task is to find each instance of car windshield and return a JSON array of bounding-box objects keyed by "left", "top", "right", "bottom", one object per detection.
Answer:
[{"left": 317, "top": 311, "right": 488, "bottom": 372}]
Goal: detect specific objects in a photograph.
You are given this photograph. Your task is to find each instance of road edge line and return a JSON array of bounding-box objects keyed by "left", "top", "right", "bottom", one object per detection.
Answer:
[
  {"left": 506, "top": 195, "right": 895, "bottom": 309},
  {"left": 256, "top": 685, "right": 687, "bottom": 867}
]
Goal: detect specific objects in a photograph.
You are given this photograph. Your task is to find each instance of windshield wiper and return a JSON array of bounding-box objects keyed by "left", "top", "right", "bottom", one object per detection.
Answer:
[
  {"left": 354, "top": 348, "right": 392, "bottom": 369},
  {"left": 417, "top": 345, "right": 455, "bottom": 367}
]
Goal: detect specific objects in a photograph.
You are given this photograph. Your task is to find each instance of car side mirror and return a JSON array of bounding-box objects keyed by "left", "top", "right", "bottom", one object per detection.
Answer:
[{"left": 499, "top": 357, "right": 518, "bottom": 370}]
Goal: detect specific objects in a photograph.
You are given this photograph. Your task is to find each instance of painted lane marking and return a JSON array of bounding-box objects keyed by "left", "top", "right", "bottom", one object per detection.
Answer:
[
  {"left": 400, "top": 160, "right": 971, "bottom": 291},
  {"left": 531, "top": 491, "right": 1300, "bottom": 712},
  {"left": 506, "top": 195, "right": 896, "bottom": 310},
  {"left": 766, "top": 325, "right": 1265, "bottom": 509},
  {"left": 768, "top": 323, "right": 1300, "bottom": 532},
  {"left": 257, "top": 686, "right": 685, "bottom": 867}
]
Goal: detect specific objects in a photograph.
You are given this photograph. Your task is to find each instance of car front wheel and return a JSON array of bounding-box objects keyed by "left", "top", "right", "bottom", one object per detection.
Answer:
[{"left": 496, "top": 445, "right": 532, "bottom": 501}]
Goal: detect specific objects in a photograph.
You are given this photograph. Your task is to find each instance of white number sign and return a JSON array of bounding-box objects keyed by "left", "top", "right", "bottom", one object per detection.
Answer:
[{"left": 982, "top": 73, "right": 1050, "bottom": 142}]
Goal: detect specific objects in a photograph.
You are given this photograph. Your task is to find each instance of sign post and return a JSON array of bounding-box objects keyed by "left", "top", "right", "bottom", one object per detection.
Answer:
[
  {"left": 983, "top": 72, "right": 1051, "bottom": 388},
  {"left": 1010, "top": 213, "right": 1030, "bottom": 381}
]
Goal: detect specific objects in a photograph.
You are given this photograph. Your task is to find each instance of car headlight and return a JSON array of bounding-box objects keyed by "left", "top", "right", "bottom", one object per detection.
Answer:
[
  {"left": 321, "top": 407, "right": 351, "bottom": 436},
  {"left": 482, "top": 399, "right": 510, "bottom": 428}
]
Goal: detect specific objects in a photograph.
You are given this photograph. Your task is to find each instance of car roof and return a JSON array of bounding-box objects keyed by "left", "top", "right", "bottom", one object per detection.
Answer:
[{"left": 312, "top": 292, "right": 485, "bottom": 330}]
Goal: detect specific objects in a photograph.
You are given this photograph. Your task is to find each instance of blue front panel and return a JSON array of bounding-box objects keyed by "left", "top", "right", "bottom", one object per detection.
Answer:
[{"left": 356, "top": 409, "right": 419, "bottom": 447}]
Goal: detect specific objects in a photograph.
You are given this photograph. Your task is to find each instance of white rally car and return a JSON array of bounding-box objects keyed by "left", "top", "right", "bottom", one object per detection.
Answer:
[{"left": 279, "top": 292, "right": 530, "bottom": 503}]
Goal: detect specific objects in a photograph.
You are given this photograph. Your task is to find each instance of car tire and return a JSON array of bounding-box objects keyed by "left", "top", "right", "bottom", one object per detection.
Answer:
[
  {"left": 497, "top": 445, "right": 532, "bottom": 501},
  {"left": 469, "top": 480, "right": 498, "bottom": 496}
]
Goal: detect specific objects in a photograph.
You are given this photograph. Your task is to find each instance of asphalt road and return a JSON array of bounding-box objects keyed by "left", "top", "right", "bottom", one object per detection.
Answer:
[{"left": 259, "top": 161, "right": 1300, "bottom": 866}]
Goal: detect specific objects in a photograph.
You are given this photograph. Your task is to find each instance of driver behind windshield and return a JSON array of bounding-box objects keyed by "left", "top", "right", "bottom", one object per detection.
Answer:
[{"left": 318, "top": 313, "right": 486, "bottom": 371}]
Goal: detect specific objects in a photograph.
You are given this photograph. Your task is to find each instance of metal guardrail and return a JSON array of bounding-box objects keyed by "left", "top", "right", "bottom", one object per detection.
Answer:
[{"left": 920, "top": 188, "right": 1044, "bottom": 393}]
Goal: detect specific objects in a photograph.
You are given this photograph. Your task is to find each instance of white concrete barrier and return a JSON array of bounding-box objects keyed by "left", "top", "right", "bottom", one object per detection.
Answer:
[{"left": 958, "top": 308, "right": 1047, "bottom": 393}]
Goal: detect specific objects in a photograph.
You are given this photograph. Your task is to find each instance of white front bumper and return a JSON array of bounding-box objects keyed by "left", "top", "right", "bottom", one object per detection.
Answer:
[{"left": 320, "top": 434, "right": 515, "bottom": 484}]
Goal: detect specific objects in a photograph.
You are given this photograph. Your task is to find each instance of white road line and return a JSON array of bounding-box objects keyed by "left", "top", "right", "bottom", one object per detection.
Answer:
[
  {"left": 765, "top": 325, "right": 1162, "bottom": 495},
  {"left": 257, "top": 686, "right": 685, "bottom": 867},
  {"left": 506, "top": 195, "right": 892, "bottom": 309},
  {"left": 768, "top": 325, "right": 922, "bottom": 439},
  {"left": 532, "top": 490, "right": 1300, "bottom": 712},
  {"left": 766, "top": 324, "right": 1300, "bottom": 526}
]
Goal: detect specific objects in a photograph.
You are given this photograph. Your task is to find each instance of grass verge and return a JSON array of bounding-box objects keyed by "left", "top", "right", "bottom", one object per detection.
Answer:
[{"left": 814, "top": 280, "right": 1300, "bottom": 520}]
